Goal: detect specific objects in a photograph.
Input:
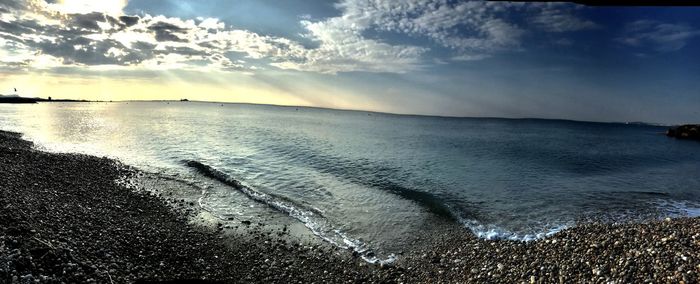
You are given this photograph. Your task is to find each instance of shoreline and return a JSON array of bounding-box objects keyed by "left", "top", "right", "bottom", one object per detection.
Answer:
[
  {"left": 0, "top": 131, "right": 380, "bottom": 283},
  {"left": 1, "top": 130, "right": 699, "bottom": 283}
]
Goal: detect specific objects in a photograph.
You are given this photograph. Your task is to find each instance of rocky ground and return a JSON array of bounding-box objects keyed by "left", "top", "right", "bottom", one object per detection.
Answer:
[
  {"left": 667, "top": 124, "right": 700, "bottom": 141},
  {"left": 1, "top": 130, "right": 699, "bottom": 283},
  {"left": 401, "top": 219, "right": 700, "bottom": 283}
]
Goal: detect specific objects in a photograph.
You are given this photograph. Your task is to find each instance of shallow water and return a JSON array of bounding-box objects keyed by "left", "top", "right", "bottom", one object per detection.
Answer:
[{"left": 2, "top": 101, "right": 699, "bottom": 260}]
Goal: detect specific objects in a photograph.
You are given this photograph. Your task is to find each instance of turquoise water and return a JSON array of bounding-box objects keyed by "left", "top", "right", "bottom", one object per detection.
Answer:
[{"left": 2, "top": 102, "right": 699, "bottom": 261}]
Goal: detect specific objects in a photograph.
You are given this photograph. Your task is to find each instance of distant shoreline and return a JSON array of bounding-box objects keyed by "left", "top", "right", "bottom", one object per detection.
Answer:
[{"left": 0, "top": 96, "right": 91, "bottom": 104}]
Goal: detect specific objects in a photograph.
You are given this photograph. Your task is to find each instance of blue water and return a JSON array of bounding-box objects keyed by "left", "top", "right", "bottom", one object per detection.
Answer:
[{"left": 1, "top": 102, "right": 699, "bottom": 260}]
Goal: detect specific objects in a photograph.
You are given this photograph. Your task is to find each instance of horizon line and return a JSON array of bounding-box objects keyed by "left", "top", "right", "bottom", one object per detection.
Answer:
[
  {"left": 1, "top": 94, "right": 677, "bottom": 126},
  {"left": 106, "top": 99, "right": 677, "bottom": 126}
]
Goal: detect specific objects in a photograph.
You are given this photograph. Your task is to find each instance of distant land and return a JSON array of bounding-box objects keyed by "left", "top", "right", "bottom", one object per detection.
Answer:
[{"left": 0, "top": 94, "right": 90, "bottom": 104}]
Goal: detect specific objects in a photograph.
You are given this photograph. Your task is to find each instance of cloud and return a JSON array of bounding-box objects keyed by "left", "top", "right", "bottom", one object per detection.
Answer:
[
  {"left": 451, "top": 54, "right": 491, "bottom": 62},
  {"left": 288, "top": 17, "right": 427, "bottom": 74},
  {"left": 307, "top": 0, "right": 597, "bottom": 62},
  {"left": 118, "top": 15, "right": 139, "bottom": 27},
  {"left": 0, "top": 0, "right": 428, "bottom": 74},
  {"left": 617, "top": 20, "right": 700, "bottom": 52},
  {"left": 148, "top": 20, "right": 190, "bottom": 42},
  {"left": 326, "top": 0, "right": 525, "bottom": 57},
  {"left": 529, "top": 6, "right": 599, "bottom": 32},
  {"left": 0, "top": 1, "right": 282, "bottom": 72},
  {"left": 47, "top": 0, "right": 128, "bottom": 15},
  {"left": 0, "top": 0, "right": 600, "bottom": 75}
]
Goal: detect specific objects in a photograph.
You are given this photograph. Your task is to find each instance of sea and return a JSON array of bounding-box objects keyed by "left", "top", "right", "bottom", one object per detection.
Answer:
[{"left": 1, "top": 101, "right": 699, "bottom": 263}]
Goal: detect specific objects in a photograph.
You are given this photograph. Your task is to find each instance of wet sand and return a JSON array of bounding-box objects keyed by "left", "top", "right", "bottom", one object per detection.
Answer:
[{"left": 1, "top": 130, "right": 698, "bottom": 283}]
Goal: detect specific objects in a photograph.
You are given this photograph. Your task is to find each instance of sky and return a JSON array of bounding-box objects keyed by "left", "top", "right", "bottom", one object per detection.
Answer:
[{"left": 0, "top": 0, "right": 699, "bottom": 124}]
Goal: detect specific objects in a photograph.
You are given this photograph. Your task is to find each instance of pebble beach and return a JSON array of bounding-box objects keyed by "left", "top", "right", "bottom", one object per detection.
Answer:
[{"left": 1, "top": 130, "right": 699, "bottom": 283}]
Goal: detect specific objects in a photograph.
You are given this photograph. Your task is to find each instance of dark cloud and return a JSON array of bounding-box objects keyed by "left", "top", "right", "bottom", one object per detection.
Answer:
[
  {"left": 148, "top": 21, "right": 187, "bottom": 32},
  {"left": 36, "top": 37, "right": 124, "bottom": 65},
  {"left": 199, "top": 41, "right": 224, "bottom": 50},
  {"left": 153, "top": 30, "right": 187, "bottom": 42},
  {"left": 0, "top": 10, "right": 157, "bottom": 66},
  {"left": 148, "top": 21, "right": 189, "bottom": 42},
  {"left": 68, "top": 12, "right": 135, "bottom": 32},
  {"left": 119, "top": 15, "right": 140, "bottom": 27},
  {"left": 0, "top": 19, "right": 37, "bottom": 35},
  {"left": 69, "top": 12, "right": 107, "bottom": 30},
  {"left": 0, "top": 0, "right": 27, "bottom": 10},
  {"left": 131, "top": 41, "right": 156, "bottom": 51},
  {"left": 0, "top": 9, "right": 166, "bottom": 67}
]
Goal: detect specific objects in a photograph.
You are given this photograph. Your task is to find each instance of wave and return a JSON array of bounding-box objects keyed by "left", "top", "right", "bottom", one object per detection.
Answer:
[
  {"left": 655, "top": 200, "right": 700, "bottom": 218},
  {"left": 184, "top": 160, "right": 395, "bottom": 264},
  {"left": 457, "top": 217, "right": 569, "bottom": 242},
  {"left": 458, "top": 198, "right": 700, "bottom": 242},
  {"left": 368, "top": 180, "right": 457, "bottom": 220},
  {"left": 611, "top": 191, "right": 670, "bottom": 196},
  {"left": 250, "top": 139, "right": 458, "bottom": 221},
  {"left": 186, "top": 160, "right": 245, "bottom": 189}
]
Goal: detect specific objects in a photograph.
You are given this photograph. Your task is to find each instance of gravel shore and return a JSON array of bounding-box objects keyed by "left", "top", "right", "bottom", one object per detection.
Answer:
[{"left": 1, "top": 130, "right": 699, "bottom": 283}]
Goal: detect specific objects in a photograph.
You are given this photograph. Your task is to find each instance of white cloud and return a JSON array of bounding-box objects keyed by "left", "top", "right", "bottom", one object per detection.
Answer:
[
  {"left": 49, "top": 0, "right": 128, "bottom": 15},
  {"left": 31, "top": 53, "right": 64, "bottom": 69},
  {"left": 106, "top": 47, "right": 126, "bottom": 58},
  {"left": 281, "top": 0, "right": 525, "bottom": 69},
  {"left": 198, "top": 18, "right": 225, "bottom": 30},
  {"left": 451, "top": 54, "right": 491, "bottom": 62},
  {"left": 530, "top": 7, "right": 599, "bottom": 32},
  {"left": 291, "top": 17, "right": 427, "bottom": 74},
  {"left": 617, "top": 20, "right": 700, "bottom": 52},
  {"left": 328, "top": 0, "right": 524, "bottom": 54},
  {"left": 305, "top": 0, "right": 597, "bottom": 63}
]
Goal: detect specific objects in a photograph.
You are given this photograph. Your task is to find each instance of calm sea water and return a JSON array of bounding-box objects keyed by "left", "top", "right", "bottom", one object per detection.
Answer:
[{"left": 2, "top": 102, "right": 699, "bottom": 261}]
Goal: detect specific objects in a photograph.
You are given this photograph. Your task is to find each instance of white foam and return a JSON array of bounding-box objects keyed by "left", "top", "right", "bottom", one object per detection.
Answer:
[
  {"left": 462, "top": 199, "right": 700, "bottom": 242},
  {"left": 656, "top": 200, "right": 700, "bottom": 218},
  {"left": 459, "top": 218, "right": 569, "bottom": 242}
]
